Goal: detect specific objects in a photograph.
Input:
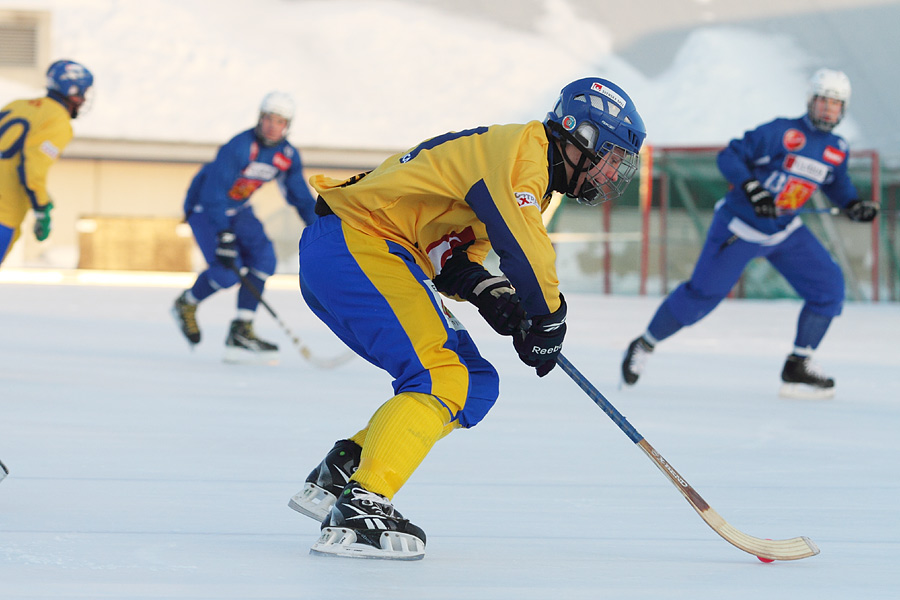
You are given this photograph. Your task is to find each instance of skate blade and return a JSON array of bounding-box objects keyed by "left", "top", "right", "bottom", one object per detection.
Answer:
[
  {"left": 288, "top": 483, "right": 335, "bottom": 522},
  {"left": 310, "top": 527, "right": 425, "bottom": 561},
  {"left": 223, "top": 346, "right": 279, "bottom": 365},
  {"left": 779, "top": 383, "right": 835, "bottom": 400},
  {"left": 170, "top": 307, "right": 200, "bottom": 348},
  {"left": 0, "top": 459, "right": 7, "bottom": 482}
]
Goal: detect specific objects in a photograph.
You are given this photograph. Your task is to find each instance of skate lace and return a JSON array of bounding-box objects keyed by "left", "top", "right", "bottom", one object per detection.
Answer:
[
  {"left": 350, "top": 486, "right": 395, "bottom": 518},
  {"left": 627, "top": 340, "right": 651, "bottom": 375},
  {"left": 179, "top": 301, "right": 199, "bottom": 333},
  {"left": 801, "top": 358, "right": 828, "bottom": 381}
]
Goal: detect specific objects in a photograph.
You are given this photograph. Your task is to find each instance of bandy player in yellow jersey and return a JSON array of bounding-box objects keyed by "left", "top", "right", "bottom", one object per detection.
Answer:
[
  {"left": 287, "top": 77, "right": 647, "bottom": 560},
  {"left": 0, "top": 60, "right": 94, "bottom": 265}
]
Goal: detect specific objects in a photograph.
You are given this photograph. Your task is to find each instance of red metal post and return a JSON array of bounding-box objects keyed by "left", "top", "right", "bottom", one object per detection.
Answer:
[
  {"left": 870, "top": 151, "right": 881, "bottom": 302},
  {"left": 659, "top": 170, "right": 669, "bottom": 294},
  {"left": 603, "top": 201, "right": 612, "bottom": 294},
  {"left": 639, "top": 145, "right": 653, "bottom": 296}
]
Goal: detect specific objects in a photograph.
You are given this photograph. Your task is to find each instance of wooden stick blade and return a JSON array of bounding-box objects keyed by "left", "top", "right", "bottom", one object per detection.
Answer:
[{"left": 637, "top": 440, "right": 820, "bottom": 561}]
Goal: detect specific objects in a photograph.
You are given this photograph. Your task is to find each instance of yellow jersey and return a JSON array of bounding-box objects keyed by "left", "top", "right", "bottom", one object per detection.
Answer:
[
  {"left": 310, "top": 121, "right": 562, "bottom": 316},
  {"left": 0, "top": 96, "right": 73, "bottom": 226}
]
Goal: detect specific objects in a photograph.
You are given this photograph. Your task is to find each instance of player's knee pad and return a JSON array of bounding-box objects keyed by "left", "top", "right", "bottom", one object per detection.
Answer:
[
  {"left": 818, "top": 271, "right": 845, "bottom": 316},
  {"left": 246, "top": 244, "right": 276, "bottom": 275},
  {"left": 669, "top": 282, "right": 725, "bottom": 327},
  {"left": 206, "top": 264, "right": 240, "bottom": 289},
  {"left": 244, "top": 265, "right": 274, "bottom": 282},
  {"left": 456, "top": 359, "right": 500, "bottom": 429}
]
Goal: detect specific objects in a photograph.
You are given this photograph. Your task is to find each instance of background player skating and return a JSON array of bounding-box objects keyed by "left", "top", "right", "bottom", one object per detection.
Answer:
[
  {"left": 1, "top": 60, "right": 94, "bottom": 265},
  {"left": 171, "top": 92, "right": 318, "bottom": 363},
  {"left": 622, "top": 68, "right": 878, "bottom": 399}
]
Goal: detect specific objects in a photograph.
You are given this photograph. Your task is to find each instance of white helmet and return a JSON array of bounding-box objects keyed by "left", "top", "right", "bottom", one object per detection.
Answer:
[
  {"left": 259, "top": 91, "right": 295, "bottom": 121},
  {"left": 256, "top": 91, "right": 295, "bottom": 145},
  {"left": 807, "top": 68, "right": 851, "bottom": 132}
]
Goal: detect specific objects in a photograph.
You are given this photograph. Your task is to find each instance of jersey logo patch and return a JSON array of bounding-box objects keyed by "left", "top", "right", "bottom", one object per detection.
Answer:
[
  {"left": 273, "top": 152, "right": 292, "bottom": 171},
  {"left": 823, "top": 146, "right": 846, "bottom": 165},
  {"left": 782, "top": 129, "right": 806, "bottom": 152},
  {"left": 242, "top": 161, "right": 279, "bottom": 180},
  {"left": 39, "top": 140, "right": 60, "bottom": 159},
  {"left": 783, "top": 154, "right": 829, "bottom": 183},
  {"left": 775, "top": 177, "right": 817, "bottom": 210},
  {"left": 515, "top": 191, "right": 538, "bottom": 209},
  {"left": 228, "top": 178, "right": 265, "bottom": 200},
  {"left": 426, "top": 227, "right": 476, "bottom": 272}
]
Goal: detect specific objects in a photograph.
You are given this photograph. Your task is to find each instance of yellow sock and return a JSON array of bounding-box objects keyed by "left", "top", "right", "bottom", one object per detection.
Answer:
[
  {"left": 349, "top": 417, "right": 458, "bottom": 448},
  {"left": 439, "top": 420, "right": 460, "bottom": 439},
  {"left": 349, "top": 429, "right": 367, "bottom": 447},
  {"left": 351, "top": 392, "right": 452, "bottom": 499}
]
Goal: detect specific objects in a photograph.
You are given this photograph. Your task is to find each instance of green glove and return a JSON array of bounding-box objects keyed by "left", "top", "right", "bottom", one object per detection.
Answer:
[{"left": 33, "top": 202, "right": 53, "bottom": 241}]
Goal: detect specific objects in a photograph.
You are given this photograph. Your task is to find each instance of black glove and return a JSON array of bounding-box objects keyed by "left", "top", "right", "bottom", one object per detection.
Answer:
[
  {"left": 469, "top": 276, "right": 528, "bottom": 336},
  {"left": 513, "top": 295, "right": 567, "bottom": 377},
  {"left": 433, "top": 251, "right": 527, "bottom": 336},
  {"left": 741, "top": 179, "right": 776, "bottom": 218},
  {"left": 215, "top": 230, "right": 238, "bottom": 270},
  {"left": 845, "top": 199, "right": 879, "bottom": 222},
  {"left": 33, "top": 202, "right": 53, "bottom": 241}
]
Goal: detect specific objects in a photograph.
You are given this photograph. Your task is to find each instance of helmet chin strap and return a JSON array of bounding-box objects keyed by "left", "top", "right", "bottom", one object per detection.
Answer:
[
  {"left": 559, "top": 141, "right": 591, "bottom": 198},
  {"left": 547, "top": 124, "right": 601, "bottom": 203},
  {"left": 47, "top": 90, "right": 80, "bottom": 119}
]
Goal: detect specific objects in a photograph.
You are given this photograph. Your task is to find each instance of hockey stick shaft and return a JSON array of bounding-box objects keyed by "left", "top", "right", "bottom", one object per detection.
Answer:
[
  {"left": 231, "top": 266, "right": 354, "bottom": 369},
  {"left": 556, "top": 353, "right": 819, "bottom": 561}
]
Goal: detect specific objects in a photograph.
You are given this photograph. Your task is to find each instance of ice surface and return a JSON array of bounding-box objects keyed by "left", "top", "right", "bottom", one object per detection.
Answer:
[{"left": 1, "top": 275, "right": 898, "bottom": 598}]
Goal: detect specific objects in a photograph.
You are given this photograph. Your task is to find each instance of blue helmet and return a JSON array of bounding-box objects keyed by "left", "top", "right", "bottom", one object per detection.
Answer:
[
  {"left": 46, "top": 60, "right": 94, "bottom": 117},
  {"left": 545, "top": 77, "right": 646, "bottom": 205}
]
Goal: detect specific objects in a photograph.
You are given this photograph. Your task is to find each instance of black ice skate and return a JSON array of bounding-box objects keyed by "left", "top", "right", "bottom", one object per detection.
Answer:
[
  {"left": 288, "top": 439, "right": 361, "bottom": 522},
  {"left": 171, "top": 291, "right": 200, "bottom": 345},
  {"left": 779, "top": 354, "right": 835, "bottom": 399},
  {"left": 0, "top": 459, "right": 8, "bottom": 483},
  {"left": 621, "top": 336, "right": 654, "bottom": 386},
  {"left": 223, "top": 319, "right": 279, "bottom": 364},
  {"left": 310, "top": 482, "right": 426, "bottom": 561}
]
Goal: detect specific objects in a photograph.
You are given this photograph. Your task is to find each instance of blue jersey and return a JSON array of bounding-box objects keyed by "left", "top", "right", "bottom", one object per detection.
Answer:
[
  {"left": 184, "top": 129, "right": 317, "bottom": 232},
  {"left": 717, "top": 116, "right": 858, "bottom": 234}
]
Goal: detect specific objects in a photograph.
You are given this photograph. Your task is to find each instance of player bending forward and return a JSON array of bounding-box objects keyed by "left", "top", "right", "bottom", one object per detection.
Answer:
[
  {"left": 621, "top": 69, "right": 878, "bottom": 399},
  {"left": 288, "top": 77, "right": 646, "bottom": 559}
]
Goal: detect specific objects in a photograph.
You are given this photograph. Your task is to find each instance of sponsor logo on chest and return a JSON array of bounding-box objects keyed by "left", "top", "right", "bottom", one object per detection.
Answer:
[
  {"left": 272, "top": 152, "right": 292, "bottom": 170},
  {"left": 822, "top": 145, "right": 846, "bottom": 165},
  {"left": 782, "top": 129, "right": 806, "bottom": 152},
  {"left": 426, "top": 227, "right": 476, "bottom": 273},
  {"left": 783, "top": 154, "right": 829, "bottom": 184},
  {"left": 242, "top": 161, "right": 280, "bottom": 180}
]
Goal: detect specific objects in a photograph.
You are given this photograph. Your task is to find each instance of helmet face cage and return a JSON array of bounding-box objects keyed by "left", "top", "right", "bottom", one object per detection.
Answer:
[
  {"left": 545, "top": 78, "right": 646, "bottom": 205},
  {"left": 579, "top": 141, "right": 641, "bottom": 206},
  {"left": 806, "top": 69, "right": 851, "bottom": 132}
]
